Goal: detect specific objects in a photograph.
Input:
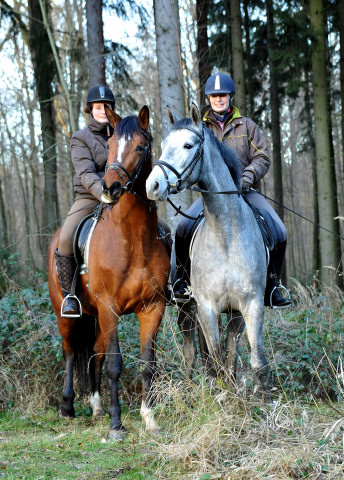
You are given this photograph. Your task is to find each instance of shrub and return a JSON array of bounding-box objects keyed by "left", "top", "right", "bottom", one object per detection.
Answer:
[{"left": 0, "top": 276, "right": 63, "bottom": 411}]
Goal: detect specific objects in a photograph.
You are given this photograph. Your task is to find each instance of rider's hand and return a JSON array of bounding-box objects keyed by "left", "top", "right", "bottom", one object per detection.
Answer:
[{"left": 241, "top": 169, "right": 255, "bottom": 190}]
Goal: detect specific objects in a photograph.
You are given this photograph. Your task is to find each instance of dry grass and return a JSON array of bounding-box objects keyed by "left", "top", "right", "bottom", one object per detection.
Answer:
[{"left": 136, "top": 376, "right": 344, "bottom": 479}]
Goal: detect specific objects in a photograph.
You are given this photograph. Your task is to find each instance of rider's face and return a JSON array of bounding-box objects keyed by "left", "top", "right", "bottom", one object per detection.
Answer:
[
  {"left": 209, "top": 93, "right": 231, "bottom": 114},
  {"left": 91, "top": 102, "right": 112, "bottom": 123}
]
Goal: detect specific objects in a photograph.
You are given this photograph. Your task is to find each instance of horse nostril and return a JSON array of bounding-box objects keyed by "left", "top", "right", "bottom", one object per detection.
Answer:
[
  {"left": 111, "top": 181, "right": 121, "bottom": 193},
  {"left": 153, "top": 181, "right": 160, "bottom": 194}
]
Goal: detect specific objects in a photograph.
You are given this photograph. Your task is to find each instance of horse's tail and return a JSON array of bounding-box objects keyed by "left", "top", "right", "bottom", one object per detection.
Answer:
[{"left": 74, "top": 314, "right": 97, "bottom": 393}]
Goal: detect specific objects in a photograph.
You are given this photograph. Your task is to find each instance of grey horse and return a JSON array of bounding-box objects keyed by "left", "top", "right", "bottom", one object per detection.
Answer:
[{"left": 146, "top": 104, "right": 271, "bottom": 402}]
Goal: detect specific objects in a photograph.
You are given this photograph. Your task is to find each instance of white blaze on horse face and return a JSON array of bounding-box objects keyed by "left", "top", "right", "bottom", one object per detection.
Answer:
[{"left": 117, "top": 135, "right": 131, "bottom": 163}]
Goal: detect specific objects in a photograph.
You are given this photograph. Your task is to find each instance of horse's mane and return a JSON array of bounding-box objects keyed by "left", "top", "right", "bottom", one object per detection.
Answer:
[
  {"left": 170, "top": 118, "right": 241, "bottom": 189},
  {"left": 116, "top": 115, "right": 153, "bottom": 142}
]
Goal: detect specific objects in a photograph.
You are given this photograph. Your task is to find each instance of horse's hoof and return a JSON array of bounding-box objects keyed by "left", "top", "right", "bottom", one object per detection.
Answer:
[
  {"left": 149, "top": 428, "right": 162, "bottom": 437},
  {"left": 58, "top": 407, "right": 75, "bottom": 418},
  {"left": 108, "top": 429, "right": 127, "bottom": 441}
]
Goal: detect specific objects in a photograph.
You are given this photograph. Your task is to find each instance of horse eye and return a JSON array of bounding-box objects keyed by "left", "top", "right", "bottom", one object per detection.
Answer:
[
  {"left": 136, "top": 145, "right": 145, "bottom": 153},
  {"left": 184, "top": 143, "right": 193, "bottom": 149}
]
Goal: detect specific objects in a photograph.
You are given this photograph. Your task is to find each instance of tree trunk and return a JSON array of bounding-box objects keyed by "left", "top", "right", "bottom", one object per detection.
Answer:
[
  {"left": 196, "top": 0, "right": 211, "bottom": 112},
  {"left": 0, "top": 179, "right": 8, "bottom": 249},
  {"left": 86, "top": 0, "right": 106, "bottom": 86},
  {"left": 229, "top": 0, "right": 246, "bottom": 115},
  {"left": 339, "top": 0, "right": 344, "bottom": 183},
  {"left": 310, "top": 0, "right": 340, "bottom": 286},
  {"left": 28, "top": 0, "right": 59, "bottom": 254},
  {"left": 266, "top": 0, "right": 284, "bottom": 223},
  {"left": 154, "top": 0, "right": 192, "bottom": 229},
  {"left": 243, "top": 0, "right": 254, "bottom": 116}
]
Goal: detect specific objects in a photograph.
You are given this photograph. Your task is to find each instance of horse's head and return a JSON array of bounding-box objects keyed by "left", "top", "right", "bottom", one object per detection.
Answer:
[
  {"left": 146, "top": 103, "right": 204, "bottom": 201},
  {"left": 101, "top": 105, "right": 152, "bottom": 205}
]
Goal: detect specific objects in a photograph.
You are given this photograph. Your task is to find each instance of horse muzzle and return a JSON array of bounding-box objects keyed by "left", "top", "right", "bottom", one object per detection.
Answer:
[
  {"left": 101, "top": 179, "right": 122, "bottom": 204},
  {"left": 146, "top": 175, "right": 169, "bottom": 201}
]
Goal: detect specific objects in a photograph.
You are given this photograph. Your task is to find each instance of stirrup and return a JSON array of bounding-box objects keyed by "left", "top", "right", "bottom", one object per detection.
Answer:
[
  {"left": 269, "top": 284, "right": 291, "bottom": 309},
  {"left": 172, "top": 280, "right": 193, "bottom": 304},
  {"left": 61, "top": 294, "right": 82, "bottom": 318}
]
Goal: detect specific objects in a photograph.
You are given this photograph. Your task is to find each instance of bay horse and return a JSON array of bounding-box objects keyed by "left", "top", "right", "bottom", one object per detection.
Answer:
[
  {"left": 146, "top": 104, "right": 271, "bottom": 402},
  {"left": 48, "top": 106, "right": 171, "bottom": 439}
]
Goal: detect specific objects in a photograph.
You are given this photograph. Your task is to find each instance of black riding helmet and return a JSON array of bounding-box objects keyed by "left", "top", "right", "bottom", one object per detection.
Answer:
[{"left": 85, "top": 86, "right": 115, "bottom": 113}]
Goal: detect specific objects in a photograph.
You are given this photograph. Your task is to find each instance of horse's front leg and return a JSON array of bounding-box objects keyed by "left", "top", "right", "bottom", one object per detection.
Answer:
[
  {"left": 98, "top": 307, "right": 126, "bottom": 440},
  {"left": 242, "top": 300, "right": 272, "bottom": 404},
  {"left": 177, "top": 301, "right": 198, "bottom": 379},
  {"left": 195, "top": 299, "right": 222, "bottom": 377},
  {"left": 137, "top": 305, "right": 164, "bottom": 435},
  {"left": 225, "top": 310, "right": 245, "bottom": 382}
]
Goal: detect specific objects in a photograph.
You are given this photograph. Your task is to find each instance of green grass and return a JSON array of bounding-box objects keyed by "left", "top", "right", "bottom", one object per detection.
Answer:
[{"left": 0, "top": 409, "right": 161, "bottom": 480}]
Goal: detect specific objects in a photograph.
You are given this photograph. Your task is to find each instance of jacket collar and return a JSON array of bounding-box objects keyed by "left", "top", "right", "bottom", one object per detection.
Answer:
[
  {"left": 87, "top": 117, "right": 114, "bottom": 137},
  {"left": 203, "top": 105, "right": 242, "bottom": 126}
]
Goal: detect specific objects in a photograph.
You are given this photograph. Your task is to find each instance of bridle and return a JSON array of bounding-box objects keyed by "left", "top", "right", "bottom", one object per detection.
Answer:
[
  {"left": 104, "top": 130, "right": 155, "bottom": 207},
  {"left": 152, "top": 123, "right": 244, "bottom": 220},
  {"left": 154, "top": 125, "right": 205, "bottom": 195}
]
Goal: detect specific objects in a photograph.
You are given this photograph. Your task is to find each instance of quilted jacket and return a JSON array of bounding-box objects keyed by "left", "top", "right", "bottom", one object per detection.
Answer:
[{"left": 71, "top": 117, "right": 113, "bottom": 200}]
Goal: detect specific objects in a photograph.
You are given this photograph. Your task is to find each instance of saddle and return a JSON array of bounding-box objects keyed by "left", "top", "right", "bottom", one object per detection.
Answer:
[
  {"left": 248, "top": 205, "right": 280, "bottom": 252},
  {"left": 188, "top": 202, "right": 281, "bottom": 262},
  {"left": 73, "top": 203, "right": 106, "bottom": 275}
]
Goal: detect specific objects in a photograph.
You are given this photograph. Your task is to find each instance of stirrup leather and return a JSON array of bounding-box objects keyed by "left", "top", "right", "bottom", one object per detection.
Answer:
[
  {"left": 61, "top": 294, "right": 82, "bottom": 318},
  {"left": 268, "top": 284, "right": 291, "bottom": 309}
]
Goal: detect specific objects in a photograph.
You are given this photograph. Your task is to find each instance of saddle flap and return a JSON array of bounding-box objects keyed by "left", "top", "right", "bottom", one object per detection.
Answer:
[
  {"left": 251, "top": 207, "right": 282, "bottom": 252},
  {"left": 73, "top": 204, "right": 105, "bottom": 270}
]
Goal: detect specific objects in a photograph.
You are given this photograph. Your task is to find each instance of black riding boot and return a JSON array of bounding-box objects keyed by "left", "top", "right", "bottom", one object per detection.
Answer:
[
  {"left": 264, "top": 240, "right": 291, "bottom": 309},
  {"left": 172, "top": 231, "right": 192, "bottom": 303},
  {"left": 55, "top": 249, "right": 81, "bottom": 318}
]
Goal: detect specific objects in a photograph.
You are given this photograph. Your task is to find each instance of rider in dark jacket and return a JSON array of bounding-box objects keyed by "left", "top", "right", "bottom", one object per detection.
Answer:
[
  {"left": 55, "top": 86, "right": 116, "bottom": 318},
  {"left": 173, "top": 73, "right": 291, "bottom": 309}
]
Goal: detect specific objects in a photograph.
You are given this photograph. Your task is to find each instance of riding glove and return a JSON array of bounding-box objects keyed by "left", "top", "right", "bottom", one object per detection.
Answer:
[{"left": 241, "top": 168, "right": 255, "bottom": 190}]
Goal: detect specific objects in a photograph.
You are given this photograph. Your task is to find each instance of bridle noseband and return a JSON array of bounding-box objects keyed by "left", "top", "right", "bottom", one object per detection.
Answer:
[{"left": 154, "top": 125, "right": 205, "bottom": 194}]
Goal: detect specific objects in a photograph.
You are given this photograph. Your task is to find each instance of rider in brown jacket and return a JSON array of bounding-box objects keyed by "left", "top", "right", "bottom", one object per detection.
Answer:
[
  {"left": 173, "top": 73, "right": 291, "bottom": 309},
  {"left": 55, "top": 86, "right": 116, "bottom": 318}
]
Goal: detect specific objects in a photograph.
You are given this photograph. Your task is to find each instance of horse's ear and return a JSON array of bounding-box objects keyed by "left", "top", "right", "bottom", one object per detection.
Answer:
[
  {"left": 138, "top": 105, "right": 149, "bottom": 131},
  {"left": 190, "top": 103, "right": 200, "bottom": 127},
  {"left": 105, "top": 105, "right": 122, "bottom": 128},
  {"left": 166, "top": 105, "right": 180, "bottom": 125}
]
